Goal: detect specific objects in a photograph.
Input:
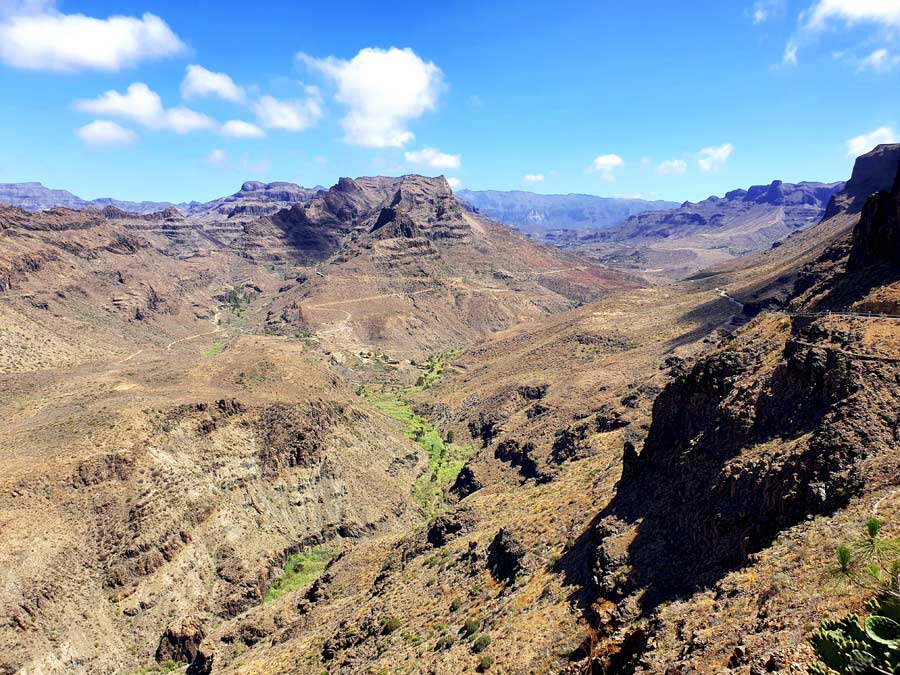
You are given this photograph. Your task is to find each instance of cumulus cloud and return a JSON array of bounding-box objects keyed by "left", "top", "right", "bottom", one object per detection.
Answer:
[
  {"left": 589, "top": 154, "right": 624, "bottom": 181},
  {"left": 252, "top": 93, "right": 322, "bottom": 132},
  {"left": 801, "top": 0, "right": 900, "bottom": 32},
  {"left": 76, "top": 120, "right": 137, "bottom": 148},
  {"left": 75, "top": 83, "right": 215, "bottom": 134},
  {"left": 0, "top": 6, "right": 184, "bottom": 71},
  {"left": 299, "top": 46, "right": 443, "bottom": 148},
  {"left": 846, "top": 126, "right": 897, "bottom": 157},
  {"left": 181, "top": 65, "right": 245, "bottom": 103},
  {"left": 404, "top": 147, "right": 461, "bottom": 170},
  {"left": 656, "top": 159, "right": 687, "bottom": 175},
  {"left": 221, "top": 119, "right": 266, "bottom": 139},
  {"left": 523, "top": 173, "right": 545, "bottom": 183},
  {"left": 446, "top": 177, "right": 462, "bottom": 190},
  {"left": 697, "top": 143, "right": 733, "bottom": 172}
]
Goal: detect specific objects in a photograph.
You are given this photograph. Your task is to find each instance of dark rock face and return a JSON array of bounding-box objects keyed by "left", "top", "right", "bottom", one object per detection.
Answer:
[
  {"left": 255, "top": 402, "right": 346, "bottom": 474},
  {"left": 487, "top": 528, "right": 527, "bottom": 584},
  {"left": 156, "top": 616, "right": 205, "bottom": 663},
  {"left": 494, "top": 438, "right": 541, "bottom": 479},
  {"left": 848, "top": 163, "right": 900, "bottom": 270},
  {"left": 186, "top": 644, "right": 213, "bottom": 675},
  {"left": 449, "top": 465, "right": 483, "bottom": 500},
  {"left": 825, "top": 144, "right": 900, "bottom": 218},
  {"left": 427, "top": 510, "right": 476, "bottom": 547}
]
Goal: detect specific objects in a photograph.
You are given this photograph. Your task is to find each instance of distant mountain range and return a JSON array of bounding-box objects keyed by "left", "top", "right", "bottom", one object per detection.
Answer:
[
  {"left": 570, "top": 179, "right": 845, "bottom": 281},
  {"left": 456, "top": 189, "right": 679, "bottom": 234},
  {"left": 0, "top": 182, "right": 177, "bottom": 214}
]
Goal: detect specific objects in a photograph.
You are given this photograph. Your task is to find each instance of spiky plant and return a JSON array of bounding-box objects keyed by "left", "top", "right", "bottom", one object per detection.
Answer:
[{"left": 810, "top": 519, "right": 900, "bottom": 675}]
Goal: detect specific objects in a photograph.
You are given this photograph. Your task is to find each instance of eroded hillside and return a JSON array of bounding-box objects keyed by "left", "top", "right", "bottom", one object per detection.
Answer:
[{"left": 1, "top": 150, "right": 899, "bottom": 675}]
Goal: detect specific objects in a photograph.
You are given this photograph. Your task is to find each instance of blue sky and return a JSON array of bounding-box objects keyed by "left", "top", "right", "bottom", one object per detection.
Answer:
[{"left": 0, "top": 0, "right": 899, "bottom": 204}]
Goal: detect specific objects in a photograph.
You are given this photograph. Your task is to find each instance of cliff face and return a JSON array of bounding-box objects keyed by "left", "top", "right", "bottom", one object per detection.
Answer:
[
  {"left": 824, "top": 144, "right": 900, "bottom": 218},
  {"left": 848, "top": 165, "right": 900, "bottom": 269},
  {"left": 566, "top": 158, "right": 900, "bottom": 674}
]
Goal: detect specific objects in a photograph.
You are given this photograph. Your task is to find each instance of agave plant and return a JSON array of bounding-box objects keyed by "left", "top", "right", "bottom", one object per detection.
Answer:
[{"left": 810, "top": 519, "right": 900, "bottom": 675}]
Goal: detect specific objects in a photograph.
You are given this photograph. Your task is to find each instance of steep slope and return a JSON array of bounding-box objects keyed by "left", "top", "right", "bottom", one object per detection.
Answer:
[
  {"left": 247, "top": 175, "right": 644, "bottom": 355},
  {"left": 458, "top": 189, "right": 678, "bottom": 236},
  {"left": 184, "top": 148, "right": 900, "bottom": 675},
  {"left": 575, "top": 180, "right": 843, "bottom": 282}
]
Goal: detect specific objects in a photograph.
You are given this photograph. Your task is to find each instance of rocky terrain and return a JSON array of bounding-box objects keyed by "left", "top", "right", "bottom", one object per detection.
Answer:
[
  {"left": 0, "top": 146, "right": 898, "bottom": 675},
  {"left": 457, "top": 189, "right": 677, "bottom": 236},
  {"left": 571, "top": 179, "right": 844, "bottom": 282}
]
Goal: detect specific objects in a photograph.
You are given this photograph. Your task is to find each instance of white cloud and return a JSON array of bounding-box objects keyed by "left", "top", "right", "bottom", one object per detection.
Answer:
[
  {"left": 446, "top": 177, "right": 462, "bottom": 190},
  {"left": 253, "top": 93, "right": 322, "bottom": 132},
  {"left": 299, "top": 46, "right": 443, "bottom": 148},
  {"left": 75, "top": 83, "right": 215, "bottom": 135},
  {"left": 221, "top": 119, "right": 266, "bottom": 139},
  {"left": 523, "top": 173, "right": 545, "bottom": 183},
  {"left": 656, "top": 159, "right": 687, "bottom": 175},
  {"left": 404, "top": 147, "right": 461, "bottom": 170},
  {"left": 802, "top": 0, "right": 900, "bottom": 32},
  {"left": 206, "top": 148, "right": 229, "bottom": 167},
  {"left": 858, "top": 48, "right": 900, "bottom": 71},
  {"left": 783, "top": 40, "right": 799, "bottom": 66},
  {"left": 0, "top": 7, "right": 184, "bottom": 72},
  {"left": 589, "top": 154, "right": 624, "bottom": 181},
  {"left": 785, "top": 1, "right": 900, "bottom": 67},
  {"left": 697, "top": 143, "right": 733, "bottom": 172},
  {"left": 181, "top": 64, "right": 245, "bottom": 103},
  {"left": 76, "top": 120, "right": 136, "bottom": 148},
  {"left": 846, "top": 126, "right": 897, "bottom": 157}
]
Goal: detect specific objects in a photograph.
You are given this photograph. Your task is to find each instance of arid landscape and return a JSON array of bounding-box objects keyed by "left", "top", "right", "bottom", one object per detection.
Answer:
[
  {"left": 1, "top": 139, "right": 899, "bottom": 674},
  {"left": 2, "top": 3, "right": 900, "bottom": 674}
]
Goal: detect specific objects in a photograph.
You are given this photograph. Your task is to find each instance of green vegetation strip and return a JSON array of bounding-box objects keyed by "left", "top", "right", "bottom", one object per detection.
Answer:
[
  {"left": 264, "top": 547, "right": 336, "bottom": 602},
  {"left": 358, "top": 387, "right": 475, "bottom": 517},
  {"left": 201, "top": 338, "right": 227, "bottom": 358},
  {"left": 415, "top": 350, "right": 459, "bottom": 389}
]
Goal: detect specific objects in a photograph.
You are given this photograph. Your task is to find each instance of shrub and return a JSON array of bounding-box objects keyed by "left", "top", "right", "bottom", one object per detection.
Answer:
[
  {"left": 477, "top": 655, "right": 494, "bottom": 672},
  {"left": 462, "top": 616, "right": 481, "bottom": 637},
  {"left": 381, "top": 616, "right": 402, "bottom": 635},
  {"left": 435, "top": 634, "right": 455, "bottom": 650},
  {"left": 472, "top": 634, "right": 492, "bottom": 653},
  {"left": 450, "top": 597, "right": 462, "bottom": 612}
]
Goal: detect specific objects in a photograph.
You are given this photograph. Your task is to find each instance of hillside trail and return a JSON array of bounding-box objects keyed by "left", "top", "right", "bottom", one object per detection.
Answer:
[
  {"left": 117, "top": 311, "right": 223, "bottom": 363},
  {"left": 306, "top": 289, "right": 436, "bottom": 337}
]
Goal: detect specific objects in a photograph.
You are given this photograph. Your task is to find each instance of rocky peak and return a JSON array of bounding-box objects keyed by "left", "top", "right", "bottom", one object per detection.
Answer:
[
  {"left": 848, "top": 160, "right": 900, "bottom": 269},
  {"left": 824, "top": 143, "right": 900, "bottom": 218}
]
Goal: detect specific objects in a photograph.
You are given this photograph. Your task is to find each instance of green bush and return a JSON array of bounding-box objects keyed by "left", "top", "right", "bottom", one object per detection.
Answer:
[
  {"left": 477, "top": 655, "right": 494, "bottom": 672},
  {"left": 472, "top": 634, "right": 491, "bottom": 653},
  {"left": 381, "top": 616, "right": 402, "bottom": 635},
  {"left": 462, "top": 616, "right": 481, "bottom": 638}
]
